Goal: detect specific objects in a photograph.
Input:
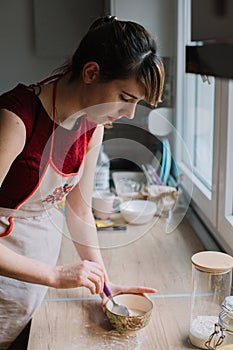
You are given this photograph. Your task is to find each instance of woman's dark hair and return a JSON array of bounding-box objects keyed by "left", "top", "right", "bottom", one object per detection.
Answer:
[{"left": 57, "top": 16, "right": 164, "bottom": 107}]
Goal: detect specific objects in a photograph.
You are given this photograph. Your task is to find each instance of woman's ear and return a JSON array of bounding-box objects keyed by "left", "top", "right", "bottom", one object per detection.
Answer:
[{"left": 82, "top": 62, "right": 100, "bottom": 84}]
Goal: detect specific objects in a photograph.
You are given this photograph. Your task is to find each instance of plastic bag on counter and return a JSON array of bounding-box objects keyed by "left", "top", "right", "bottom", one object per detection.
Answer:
[{"left": 136, "top": 184, "right": 180, "bottom": 216}]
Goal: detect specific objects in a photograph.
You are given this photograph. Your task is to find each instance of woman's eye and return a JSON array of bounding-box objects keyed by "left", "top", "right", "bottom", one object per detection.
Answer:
[{"left": 121, "top": 96, "right": 130, "bottom": 102}]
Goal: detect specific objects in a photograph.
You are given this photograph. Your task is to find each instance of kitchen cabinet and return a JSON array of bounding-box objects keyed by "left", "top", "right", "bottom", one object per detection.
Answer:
[
  {"left": 186, "top": 0, "right": 233, "bottom": 79},
  {"left": 191, "top": 0, "right": 233, "bottom": 42}
]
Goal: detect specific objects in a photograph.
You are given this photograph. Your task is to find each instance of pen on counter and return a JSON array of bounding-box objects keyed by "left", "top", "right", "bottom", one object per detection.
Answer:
[{"left": 97, "top": 225, "right": 127, "bottom": 231}]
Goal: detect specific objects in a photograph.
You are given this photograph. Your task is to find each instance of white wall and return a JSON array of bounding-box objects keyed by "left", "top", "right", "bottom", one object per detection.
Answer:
[
  {"left": 0, "top": 0, "right": 65, "bottom": 93},
  {"left": 0, "top": 0, "right": 176, "bottom": 93},
  {"left": 111, "top": 0, "right": 176, "bottom": 57},
  {"left": 0, "top": 0, "right": 107, "bottom": 93}
]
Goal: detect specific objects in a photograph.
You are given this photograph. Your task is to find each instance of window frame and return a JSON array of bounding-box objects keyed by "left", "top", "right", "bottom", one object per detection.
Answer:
[
  {"left": 175, "top": 0, "right": 233, "bottom": 255},
  {"left": 218, "top": 80, "right": 233, "bottom": 251},
  {"left": 176, "top": 0, "right": 219, "bottom": 226}
]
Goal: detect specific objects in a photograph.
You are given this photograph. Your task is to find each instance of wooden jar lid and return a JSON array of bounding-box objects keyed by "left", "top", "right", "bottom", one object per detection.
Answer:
[{"left": 191, "top": 251, "right": 233, "bottom": 273}]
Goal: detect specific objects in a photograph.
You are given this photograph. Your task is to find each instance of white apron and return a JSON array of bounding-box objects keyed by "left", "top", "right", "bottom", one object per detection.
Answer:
[{"left": 0, "top": 78, "right": 85, "bottom": 349}]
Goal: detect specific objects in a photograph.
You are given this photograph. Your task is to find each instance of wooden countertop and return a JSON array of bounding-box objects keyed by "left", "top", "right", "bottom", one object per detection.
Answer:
[{"left": 28, "top": 214, "right": 205, "bottom": 350}]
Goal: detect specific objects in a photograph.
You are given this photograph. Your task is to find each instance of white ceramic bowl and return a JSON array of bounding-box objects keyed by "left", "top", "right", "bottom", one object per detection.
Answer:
[
  {"left": 119, "top": 200, "right": 157, "bottom": 225},
  {"left": 105, "top": 294, "right": 153, "bottom": 332}
]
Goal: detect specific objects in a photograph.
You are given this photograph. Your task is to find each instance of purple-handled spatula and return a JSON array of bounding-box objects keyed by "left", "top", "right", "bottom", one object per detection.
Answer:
[{"left": 104, "top": 283, "right": 129, "bottom": 316}]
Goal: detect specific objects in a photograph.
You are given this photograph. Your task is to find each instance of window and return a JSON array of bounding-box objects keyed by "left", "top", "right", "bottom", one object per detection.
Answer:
[
  {"left": 183, "top": 74, "right": 215, "bottom": 191},
  {"left": 176, "top": 0, "right": 233, "bottom": 254}
]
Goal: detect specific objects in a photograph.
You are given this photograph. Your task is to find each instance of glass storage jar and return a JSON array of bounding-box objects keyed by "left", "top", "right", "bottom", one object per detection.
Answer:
[
  {"left": 189, "top": 251, "right": 233, "bottom": 349},
  {"left": 205, "top": 296, "right": 233, "bottom": 349}
]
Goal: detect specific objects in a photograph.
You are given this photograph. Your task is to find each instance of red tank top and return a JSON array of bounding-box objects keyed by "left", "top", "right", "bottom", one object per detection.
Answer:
[{"left": 0, "top": 83, "right": 97, "bottom": 208}]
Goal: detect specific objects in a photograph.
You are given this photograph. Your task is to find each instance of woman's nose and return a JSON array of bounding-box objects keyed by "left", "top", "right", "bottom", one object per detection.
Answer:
[{"left": 119, "top": 103, "right": 137, "bottom": 120}]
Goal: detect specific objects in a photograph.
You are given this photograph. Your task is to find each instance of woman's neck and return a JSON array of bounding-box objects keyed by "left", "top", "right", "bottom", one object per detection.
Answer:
[
  {"left": 38, "top": 73, "right": 84, "bottom": 126},
  {"left": 54, "top": 73, "right": 84, "bottom": 124}
]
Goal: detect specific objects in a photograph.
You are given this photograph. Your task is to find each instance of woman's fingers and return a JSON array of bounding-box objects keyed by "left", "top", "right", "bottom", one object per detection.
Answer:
[
  {"left": 100, "top": 283, "right": 158, "bottom": 308},
  {"left": 87, "top": 272, "right": 103, "bottom": 294},
  {"left": 86, "top": 260, "right": 105, "bottom": 293},
  {"left": 80, "top": 260, "right": 105, "bottom": 294},
  {"left": 108, "top": 284, "right": 158, "bottom": 296},
  {"left": 54, "top": 260, "right": 105, "bottom": 293},
  {"left": 120, "top": 286, "right": 158, "bottom": 294}
]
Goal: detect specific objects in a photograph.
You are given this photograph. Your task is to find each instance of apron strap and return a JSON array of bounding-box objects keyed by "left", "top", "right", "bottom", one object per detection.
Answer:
[{"left": 34, "top": 74, "right": 63, "bottom": 87}]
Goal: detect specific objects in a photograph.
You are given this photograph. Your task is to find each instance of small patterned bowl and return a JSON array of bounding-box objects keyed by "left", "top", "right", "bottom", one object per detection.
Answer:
[{"left": 105, "top": 294, "right": 153, "bottom": 332}]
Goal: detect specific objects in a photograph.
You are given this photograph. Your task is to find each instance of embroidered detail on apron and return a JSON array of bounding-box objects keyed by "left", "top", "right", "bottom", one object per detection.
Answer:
[{"left": 42, "top": 183, "right": 74, "bottom": 204}]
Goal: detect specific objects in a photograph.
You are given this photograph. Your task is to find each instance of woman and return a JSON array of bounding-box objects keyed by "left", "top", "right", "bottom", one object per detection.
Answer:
[{"left": 0, "top": 16, "right": 164, "bottom": 349}]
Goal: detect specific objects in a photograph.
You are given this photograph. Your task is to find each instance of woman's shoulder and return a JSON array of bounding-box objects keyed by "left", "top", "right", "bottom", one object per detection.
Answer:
[
  {"left": 0, "top": 83, "right": 36, "bottom": 115},
  {"left": 0, "top": 83, "right": 42, "bottom": 141}
]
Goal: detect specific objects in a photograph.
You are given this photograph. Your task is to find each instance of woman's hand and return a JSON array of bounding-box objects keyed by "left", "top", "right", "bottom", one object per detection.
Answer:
[
  {"left": 100, "top": 281, "right": 157, "bottom": 309},
  {"left": 52, "top": 260, "right": 105, "bottom": 294}
]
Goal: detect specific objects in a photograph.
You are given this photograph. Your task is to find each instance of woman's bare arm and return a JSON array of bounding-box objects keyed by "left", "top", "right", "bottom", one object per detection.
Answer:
[
  {"left": 0, "top": 109, "right": 26, "bottom": 186},
  {"left": 65, "top": 125, "right": 108, "bottom": 275}
]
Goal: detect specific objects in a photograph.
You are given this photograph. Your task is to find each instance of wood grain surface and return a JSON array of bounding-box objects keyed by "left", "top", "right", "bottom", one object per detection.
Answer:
[{"left": 28, "top": 215, "right": 205, "bottom": 349}]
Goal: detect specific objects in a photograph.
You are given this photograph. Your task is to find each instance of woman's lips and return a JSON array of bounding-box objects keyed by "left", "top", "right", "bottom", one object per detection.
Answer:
[{"left": 107, "top": 116, "right": 117, "bottom": 122}]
